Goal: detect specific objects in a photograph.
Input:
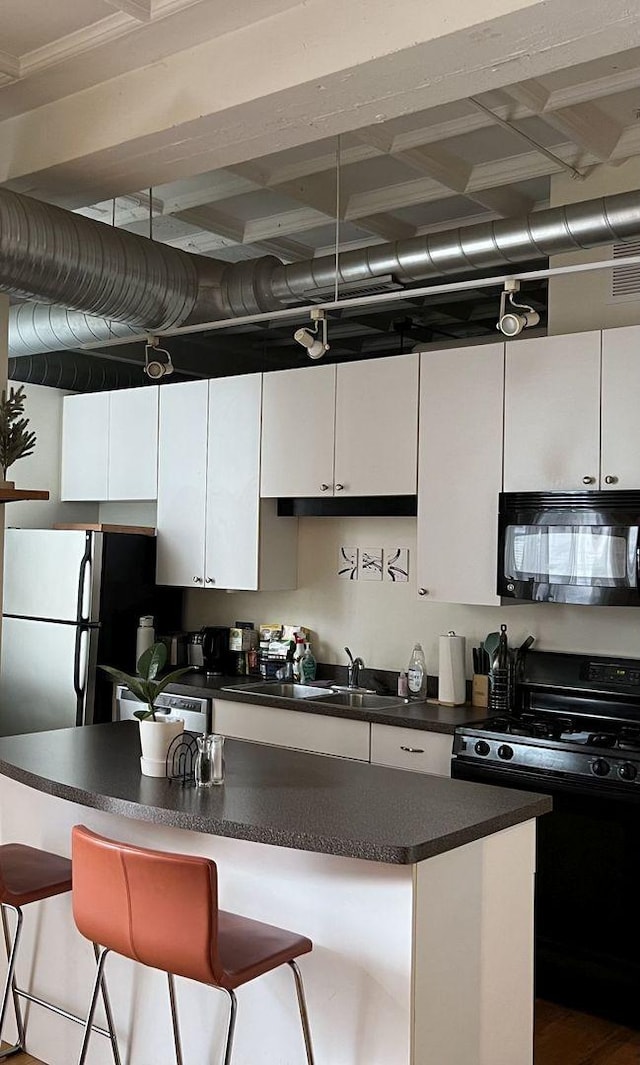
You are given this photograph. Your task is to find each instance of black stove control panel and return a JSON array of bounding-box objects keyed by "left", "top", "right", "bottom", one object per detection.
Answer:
[{"left": 586, "top": 661, "right": 640, "bottom": 687}]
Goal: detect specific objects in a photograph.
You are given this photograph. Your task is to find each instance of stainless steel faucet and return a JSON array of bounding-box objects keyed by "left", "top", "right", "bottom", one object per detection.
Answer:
[{"left": 345, "top": 647, "right": 364, "bottom": 689}]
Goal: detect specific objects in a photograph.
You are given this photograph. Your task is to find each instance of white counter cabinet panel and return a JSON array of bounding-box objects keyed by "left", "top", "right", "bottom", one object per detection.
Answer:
[
  {"left": 504, "top": 331, "right": 601, "bottom": 492},
  {"left": 370, "top": 723, "right": 453, "bottom": 776},
  {"left": 0, "top": 775, "right": 536, "bottom": 1065},
  {"left": 213, "top": 698, "right": 370, "bottom": 760},
  {"left": 417, "top": 343, "right": 504, "bottom": 605}
]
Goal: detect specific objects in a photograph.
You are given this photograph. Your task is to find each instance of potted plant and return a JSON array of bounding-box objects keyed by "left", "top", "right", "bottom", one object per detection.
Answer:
[
  {"left": 0, "top": 384, "right": 37, "bottom": 488},
  {"left": 100, "top": 643, "right": 193, "bottom": 776}
]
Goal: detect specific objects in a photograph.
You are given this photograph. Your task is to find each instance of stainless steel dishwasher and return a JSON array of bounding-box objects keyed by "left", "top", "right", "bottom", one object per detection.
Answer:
[{"left": 114, "top": 684, "right": 211, "bottom": 734}]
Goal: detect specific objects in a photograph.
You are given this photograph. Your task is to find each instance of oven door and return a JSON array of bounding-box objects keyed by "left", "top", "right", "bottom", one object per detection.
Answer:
[
  {"left": 498, "top": 493, "right": 640, "bottom": 605},
  {"left": 453, "top": 759, "right": 640, "bottom": 1027}
]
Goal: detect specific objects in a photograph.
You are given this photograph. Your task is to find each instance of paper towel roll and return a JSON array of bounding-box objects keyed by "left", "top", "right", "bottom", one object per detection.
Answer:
[{"left": 438, "top": 632, "right": 466, "bottom": 705}]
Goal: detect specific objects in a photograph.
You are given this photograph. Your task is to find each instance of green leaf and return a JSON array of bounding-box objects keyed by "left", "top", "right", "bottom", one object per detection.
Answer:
[
  {"left": 137, "top": 642, "right": 167, "bottom": 680},
  {"left": 133, "top": 708, "right": 156, "bottom": 721},
  {"left": 151, "top": 666, "right": 194, "bottom": 698}
]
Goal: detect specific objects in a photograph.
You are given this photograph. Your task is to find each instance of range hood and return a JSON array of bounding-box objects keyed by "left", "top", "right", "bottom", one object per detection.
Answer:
[{"left": 276, "top": 496, "right": 417, "bottom": 517}]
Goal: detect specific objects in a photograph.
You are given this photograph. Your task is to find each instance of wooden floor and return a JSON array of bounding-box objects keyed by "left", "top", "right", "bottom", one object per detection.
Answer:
[{"left": 5, "top": 1002, "right": 640, "bottom": 1064}]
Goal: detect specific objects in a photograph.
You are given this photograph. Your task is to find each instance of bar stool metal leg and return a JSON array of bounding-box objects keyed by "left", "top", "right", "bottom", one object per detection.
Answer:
[
  {"left": 77, "top": 946, "right": 110, "bottom": 1065},
  {"left": 288, "top": 960, "right": 315, "bottom": 1065},
  {"left": 93, "top": 943, "right": 122, "bottom": 1065},
  {"left": 167, "top": 973, "right": 183, "bottom": 1065},
  {"left": 221, "top": 988, "right": 237, "bottom": 1065},
  {"left": 0, "top": 905, "right": 24, "bottom": 1060}
]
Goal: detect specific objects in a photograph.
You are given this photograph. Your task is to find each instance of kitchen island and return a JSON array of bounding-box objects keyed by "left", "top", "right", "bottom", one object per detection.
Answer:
[{"left": 0, "top": 723, "right": 550, "bottom": 1065}]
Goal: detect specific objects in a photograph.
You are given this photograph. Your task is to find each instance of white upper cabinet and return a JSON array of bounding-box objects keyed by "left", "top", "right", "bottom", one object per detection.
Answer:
[
  {"left": 417, "top": 344, "right": 504, "bottom": 606},
  {"left": 261, "top": 353, "right": 419, "bottom": 497},
  {"left": 334, "top": 353, "right": 418, "bottom": 495},
  {"left": 260, "top": 364, "right": 336, "bottom": 497},
  {"left": 108, "top": 386, "right": 158, "bottom": 500},
  {"left": 61, "top": 386, "right": 158, "bottom": 501},
  {"left": 156, "top": 376, "right": 297, "bottom": 591},
  {"left": 61, "top": 392, "right": 110, "bottom": 501},
  {"left": 600, "top": 326, "right": 640, "bottom": 490},
  {"left": 503, "top": 332, "right": 601, "bottom": 492},
  {"left": 156, "top": 380, "right": 208, "bottom": 588}
]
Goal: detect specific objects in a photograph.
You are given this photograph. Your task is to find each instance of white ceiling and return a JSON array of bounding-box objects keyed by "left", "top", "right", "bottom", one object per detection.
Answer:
[{"left": 1, "top": 0, "right": 640, "bottom": 361}]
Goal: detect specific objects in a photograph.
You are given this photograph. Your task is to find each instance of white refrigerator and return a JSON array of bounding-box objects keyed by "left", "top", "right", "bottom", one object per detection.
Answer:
[{"left": 0, "top": 528, "right": 181, "bottom": 736}]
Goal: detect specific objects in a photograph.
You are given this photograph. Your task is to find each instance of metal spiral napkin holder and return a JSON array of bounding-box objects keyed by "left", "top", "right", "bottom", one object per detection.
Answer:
[{"left": 165, "top": 732, "right": 198, "bottom": 785}]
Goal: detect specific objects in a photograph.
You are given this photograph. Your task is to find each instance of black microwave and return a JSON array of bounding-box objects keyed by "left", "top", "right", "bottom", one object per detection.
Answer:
[{"left": 498, "top": 492, "right": 640, "bottom": 606}]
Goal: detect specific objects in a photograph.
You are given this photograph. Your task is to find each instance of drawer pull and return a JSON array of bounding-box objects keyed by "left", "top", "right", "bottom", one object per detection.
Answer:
[{"left": 400, "top": 745, "right": 425, "bottom": 754}]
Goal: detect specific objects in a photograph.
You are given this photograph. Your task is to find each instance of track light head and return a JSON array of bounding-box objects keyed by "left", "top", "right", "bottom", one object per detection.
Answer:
[
  {"left": 293, "top": 309, "right": 330, "bottom": 360},
  {"left": 496, "top": 282, "right": 540, "bottom": 337},
  {"left": 144, "top": 337, "right": 174, "bottom": 379}
]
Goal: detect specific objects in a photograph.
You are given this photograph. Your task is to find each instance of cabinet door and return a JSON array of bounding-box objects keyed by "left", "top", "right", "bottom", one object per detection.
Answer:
[
  {"left": 370, "top": 724, "right": 452, "bottom": 776},
  {"left": 61, "top": 392, "right": 109, "bottom": 500},
  {"left": 334, "top": 353, "right": 418, "bottom": 495},
  {"left": 213, "top": 699, "right": 370, "bottom": 760},
  {"left": 108, "top": 386, "right": 158, "bottom": 500},
  {"left": 205, "top": 374, "right": 261, "bottom": 590},
  {"left": 260, "top": 365, "right": 336, "bottom": 497},
  {"left": 504, "top": 332, "right": 601, "bottom": 492},
  {"left": 156, "top": 380, "right": 208, "bottom": 587},
  {"left": 601, "top": 326, "right": 640, "bottom": 490},
  {"left": 417, "top": 344, "right": 504, "bottom": 605}
]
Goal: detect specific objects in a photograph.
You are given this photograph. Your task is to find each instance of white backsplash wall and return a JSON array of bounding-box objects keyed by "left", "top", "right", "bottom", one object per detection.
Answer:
[{"left": 183, "top": 516, "right": 640, "bottom": 676}]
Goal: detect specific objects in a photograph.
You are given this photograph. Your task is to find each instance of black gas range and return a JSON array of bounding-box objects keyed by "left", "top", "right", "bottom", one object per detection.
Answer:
[
  {"left": 452, "top": 650, "right": 640, "bottom": 1028},
  {"left": 453, "top": 650, "right": 640, "bottom": 795}
]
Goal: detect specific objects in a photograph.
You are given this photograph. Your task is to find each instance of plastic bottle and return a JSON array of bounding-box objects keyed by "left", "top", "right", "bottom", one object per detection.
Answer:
[
  {"left": 292, "top": 635, "right": 306, "bottom": 682},
  {"left": 397, "top": 671, "right": 409, "bottom": 698},
  {"left": 407, "top": 643, "right": 427, "bottom": 700},
  {"left": 136, "top": 616, "right": 155, "bottom": 668},
  {"left": 301, "top": 642, "right": 317, "bottom": 683}
]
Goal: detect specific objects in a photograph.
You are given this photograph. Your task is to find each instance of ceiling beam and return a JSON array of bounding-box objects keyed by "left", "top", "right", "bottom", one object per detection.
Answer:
[
  {"left": 173, "top": 205, "right": 245, "bottom": 243},
  {"left": 502, "top": 82, "right": 622, "bottom": 161},
  {"left": 103, "top": 0, "right": 154, "bottom": 21},
  {"left": 0, "top": 50, "right": 21, "bottom": 80}
]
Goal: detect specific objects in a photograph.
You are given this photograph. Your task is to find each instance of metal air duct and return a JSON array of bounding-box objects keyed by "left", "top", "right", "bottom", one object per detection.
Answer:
[{"left": 3, "top": 186, "right": 640, "bottom": 362}]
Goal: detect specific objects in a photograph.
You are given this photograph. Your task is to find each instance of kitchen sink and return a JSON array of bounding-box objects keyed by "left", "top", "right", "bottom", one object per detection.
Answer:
[
  {"left": 312, "top": 692, "right": 409, "bottom": 710},
  {"left": 222, "top": 682, "right": 333, "bottom": 700}
]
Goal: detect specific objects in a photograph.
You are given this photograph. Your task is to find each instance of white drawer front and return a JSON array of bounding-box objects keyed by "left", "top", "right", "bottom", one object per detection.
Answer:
[
  {"left": 371, "top": 724, "right": 452, "bottom": 776},
  {"left": 213, "top": 699, "right": 370, "bottom": 761}
]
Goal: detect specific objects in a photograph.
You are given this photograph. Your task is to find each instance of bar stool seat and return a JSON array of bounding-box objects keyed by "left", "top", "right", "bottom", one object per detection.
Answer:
[
  {"left": 72, "top": 824, "right": 315, "bottom": 1065},
  {"left": 0, "top": 844, "right": 72, "bottom": 905},
  {"left": 0, "top": 842, "right": 120, "bottom": 1063}
]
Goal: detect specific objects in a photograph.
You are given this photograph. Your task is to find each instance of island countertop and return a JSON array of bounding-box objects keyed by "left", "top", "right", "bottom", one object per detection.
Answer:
[{"left": 0, "top": 722, "right": 551, "bottom": 864}]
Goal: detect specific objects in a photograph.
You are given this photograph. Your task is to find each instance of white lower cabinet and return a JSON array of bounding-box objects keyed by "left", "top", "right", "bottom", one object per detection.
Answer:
[
  {"left": 213, "top": 699, "right": 370, "bottom": 760},
  {"left": 370, "top": 724, "right": 452, "bottom": 776}
]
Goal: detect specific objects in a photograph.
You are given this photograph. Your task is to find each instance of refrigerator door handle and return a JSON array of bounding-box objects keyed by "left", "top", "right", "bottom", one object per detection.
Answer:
[
  {"left": 73, "top": 624, "right": 89, "bottom": 726},
  {"left": 76, "top": 532, "right": 92, "bottom": 625}
]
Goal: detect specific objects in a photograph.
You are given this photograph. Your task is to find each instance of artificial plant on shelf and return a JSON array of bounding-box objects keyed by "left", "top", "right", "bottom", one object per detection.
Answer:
[{"left": 0, "top": 385, "right": 37, "bottom": 487}]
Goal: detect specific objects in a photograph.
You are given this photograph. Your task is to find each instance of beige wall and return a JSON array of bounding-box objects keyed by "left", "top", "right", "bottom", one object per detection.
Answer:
[
  {"left": 547, "top": 158, "right": 640, "bottom": 335},
  {"left": 184, "top": 515, "right": 640, "bottom": 675},
  {"left": 5, "top": 382, "right": 96, "bottom": 530}
]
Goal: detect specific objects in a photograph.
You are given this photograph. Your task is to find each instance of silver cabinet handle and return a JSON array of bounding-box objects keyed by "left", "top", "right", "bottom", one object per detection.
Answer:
[
  {"left": 192, "top": 576, "right": 203, "bottom": 584},
  {"left": 335, "top": 483, "right": 344, "bottom": 491},
  {"left": 605, "top": 475, "right": 618, "bottom": 485},
  {"left": 582, "top": 476, "right": 595, "bottom": 485},
  {"left": 418, "top": 588, "right": 429, "bottom": 596},
  {"left": 205, "top": 577, "right": 214, "bottom": 584},
  {"left": 400, "top": 746, "right": 425, "bottom": 754},
  {"left": 320, "top": 483, "right": 330, "bottom": 492}
]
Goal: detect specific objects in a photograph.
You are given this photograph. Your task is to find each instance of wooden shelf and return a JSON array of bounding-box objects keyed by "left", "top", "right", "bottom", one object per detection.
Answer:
[{"left": 0, "top": 488, "right": 49, "bottom": 502}]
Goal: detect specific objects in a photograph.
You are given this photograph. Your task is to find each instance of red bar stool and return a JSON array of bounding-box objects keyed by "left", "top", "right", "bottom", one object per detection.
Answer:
[
  {"left": 0, "top": 842, "right": 120, "bottom": 1062},
  {"left": 72, "top": 825, "right": 315, "bottom": 1065}
]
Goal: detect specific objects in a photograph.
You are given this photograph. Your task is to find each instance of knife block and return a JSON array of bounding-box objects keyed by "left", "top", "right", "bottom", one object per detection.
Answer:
[{"left": 471, "top": 674, "right": 489, "bottom": 708}]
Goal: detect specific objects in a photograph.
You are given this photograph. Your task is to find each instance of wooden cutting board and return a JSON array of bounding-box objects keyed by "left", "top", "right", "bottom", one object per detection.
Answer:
[{"left": 53, "top": 523, "right": 155, "bottom": 536}]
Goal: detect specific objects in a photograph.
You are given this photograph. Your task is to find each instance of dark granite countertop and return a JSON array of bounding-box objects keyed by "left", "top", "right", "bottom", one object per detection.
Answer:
[
  {"left": 0, "top": 722, "right": 551, "bottom": 865},
  {"left": 167, "top": 672, "right": 490, "bottom": 734}
]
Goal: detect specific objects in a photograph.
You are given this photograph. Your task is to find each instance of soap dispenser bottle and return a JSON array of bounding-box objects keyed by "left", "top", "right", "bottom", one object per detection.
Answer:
[
  {"left": 301, "top": 642, "right": 317, "bottom": 683},
  {"left": 407, "top": 643, "right": 427, "bottom": 700}
]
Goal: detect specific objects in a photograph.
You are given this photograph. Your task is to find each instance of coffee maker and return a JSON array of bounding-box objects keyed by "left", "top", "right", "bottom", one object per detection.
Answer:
[{"left": 187, "top": 627, "right": 231, "bottom": 675}]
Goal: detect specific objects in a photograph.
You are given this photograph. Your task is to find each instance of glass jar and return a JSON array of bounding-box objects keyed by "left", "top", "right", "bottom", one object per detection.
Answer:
[{"left": 195, "top": 733, "right": 225, "bottom": 787}]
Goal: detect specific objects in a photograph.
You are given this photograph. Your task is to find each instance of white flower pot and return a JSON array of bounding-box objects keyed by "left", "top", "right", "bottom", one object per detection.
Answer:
[{"left": 139, "top": 716, "right": 184, "bottom": 776}]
